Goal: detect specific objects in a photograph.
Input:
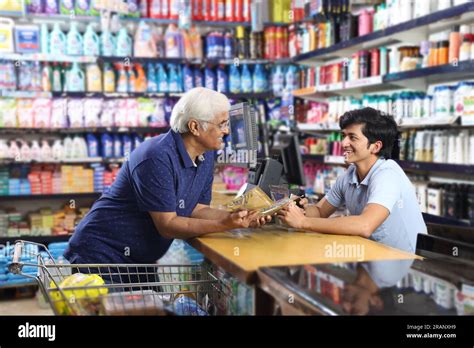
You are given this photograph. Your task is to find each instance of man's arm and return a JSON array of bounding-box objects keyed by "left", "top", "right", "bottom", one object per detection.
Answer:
[
  {"left": 278, "top": 203, "right": 389, "bottom": 238},
  {"left": 149, "top": 210, "right": 258, "bottom": 239},
  {"left": 191, "top": 204, "right": 272, "bottom": 228},
  {"left": 304, "top": 197, "right": 338, "bottom": 218}
]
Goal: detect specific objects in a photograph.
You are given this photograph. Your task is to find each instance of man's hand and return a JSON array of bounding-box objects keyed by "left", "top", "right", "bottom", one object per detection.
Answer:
[
  {"left": 249, "top": 215, "right": 273, "bottom": 228},
  {"left": 222, "top": 210, "right": 259, "bottom": 229},
  {"left": 277, "top": 202, "right": 307, "bottom": 229}
]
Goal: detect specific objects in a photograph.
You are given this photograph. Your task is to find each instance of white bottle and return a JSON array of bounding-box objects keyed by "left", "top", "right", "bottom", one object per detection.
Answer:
[
  {"left": 448, "top": 134, "right": 457, "bottom": 164},
  {"left": 30, "top": 140, "right": 41, "bottom": 160},
  {"left": 470, "top": 134, "right": 474, "bottom": 164},
  {"left": 40, "top": 140, "right": 52, "bottom": 161},
  {"left": 0, "top": 140, "right": 8, "bottom": 159},
  {"left": 63, "top": 136, "right": 73, "bottom": 159},
  {"left": 72, "top": 136, "right": 84, "bottom": 158},
  {"left": 8, "top": 140, "right": 20, "bottom": 160},
  {"left": 51, "top": 140, "right": 64, "bottom": 161}
]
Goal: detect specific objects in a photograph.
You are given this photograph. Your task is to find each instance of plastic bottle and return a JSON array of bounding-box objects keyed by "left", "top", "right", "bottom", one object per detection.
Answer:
[
  {"left": 193, "top": 67, "right": 203, "bottom": 87},
  {"left": 40, "top": 23, "right": 49, "bottom": 54},
  {"left": 253, "top": 64, "right": 267, "bottom": 93},
  {"left": 205, "top": 66, "right": 217, "bottom": 90},
  {"left": 86, "top": 63, "right": 102, "bottom": 92},
  {"left": 127, "top": 65, "right": 137, "bottom": 92},
  {"left": 134, "top": 20, "right": 157, "bottom": 57},
  {"left": 240, "top": 64, "right": 252, "bottom": 93},
  {"left": 168, "top": 64, "right": 180, "bottom": 92},
  {"left": 103, "top": 63, "right": 115, "bottom": 92},
  {"left": 225, "top": 0, "right": 234, "bottom": 21},
  {"left": 157, "top": 63, "right": 168, "bottom": 92},
  {"left": 41, "top": 63, "right": 52, "bottom": 92},
  {"left": 49, "top": 22, "right": 66, "bottom": 55},
  {"left": 52, "top": 63, "right": 62, "bottom": 92},
  {"left": 63, "top": 136, "right": 74, "bottom": 159},
  {"left": 67, "top": 22, "right": 84, "bottom": 56},
  {"left": 272, "top": 65, "right": 284, "bottom": 96},
  {"left": 100, "top": 29, "right": 116, "bottom": 56},
  {"left": 183, "top": 64, "right": 194, "bottom": 92},
  {"left": 45, "top": 0, "right": 59, "bottom": 14},
  {"left": 66, "top": 62, "right": 85, "bottom": 92},
  {"left": 86, "top": 134, "right": 99, "bottom": 157},
  {"left": 217, "top": 65, "right": 228, "bottom": 93},
  {"left": 150, "top": 0, "right": 162, "bottom": 18},
  {"left": 30, "top": 140, "right": 41, "bottom": 160},
  {"left": 164, "top": 24, "right": 181, "bottom": 58},
  {"left": 116, "top": 27, "right": 133, "bottom": 57},
  {"left": 189, "top": 27, "right": 202, "bottom": 59},
  {"left": 135, "top": 64, "right": 147, "bottom": 92},
  {"left": 449, "top": 26, "right": 462, "bottom": 64},
  {"left": 146, "top": 63, "right": 158, "bottom": 92},
  {"left": 101, "top": 133, "right": 114, "bottom": 158},
  {"left": 224, "top": 31, "right": 233, "bottom": 59},
  {"left": 229, "top": 64, "right": 241, "bottom": 93},
  {"left": 122, "top": 134, "right": 133, "bottom": 158},
  {"left": 113, "top": 134, "right": 122, "bottom": 157},
  {"left": 51, "top": 139, "right": 63, "bottom": 160},
  {"left": 83, "top": 23, "right": 100, "bottom": 56},
  {"left": 116, "top": 64, "right": 128, "bottom": 93}
]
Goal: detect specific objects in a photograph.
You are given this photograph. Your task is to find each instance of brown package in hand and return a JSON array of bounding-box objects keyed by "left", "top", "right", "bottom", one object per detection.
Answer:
[
  {"left": 223, "top": 187, "right": 274, "bottom": 212},
  {"left": 101, "top": 290, "right": 169, "bottom": 316}
]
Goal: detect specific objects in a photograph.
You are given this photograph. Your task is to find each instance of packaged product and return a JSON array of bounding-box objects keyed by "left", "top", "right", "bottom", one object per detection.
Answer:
[
  {"left": 0, "top": 99, "right": 18, "bottom": 128},
  {"left": 49, "top": 273, "right": 108, "bottom": 315},
  {"left": 51, "top": 99, "right": 68, "bottom": 128},
  {"left": 17, "top": 99, "right": 35, "bottom": 128},
  {"left": 33, "top": 98, "right": 52, "bottom": 128},
  {"left": 100, "top": 100, "right": 117, "bottom": 127},
  {"left": 101, "top": 290, "right": 167, "bottom": 316},
  {"left": 67, "top": 99, "right": 85, "bottom": 127},
  {"left": 84, "top": 98, "right": 103, "bottom": 127}
]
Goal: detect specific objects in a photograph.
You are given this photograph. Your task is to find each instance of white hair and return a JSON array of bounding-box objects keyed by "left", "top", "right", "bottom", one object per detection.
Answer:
[{"left": 170, "top": 87, "right": 231, "bottom": 133}]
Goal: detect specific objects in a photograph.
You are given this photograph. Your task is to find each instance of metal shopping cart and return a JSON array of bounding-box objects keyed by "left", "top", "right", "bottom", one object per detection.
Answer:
[{"left": 8, "top": 240, "right": 229, "bottom": 316}]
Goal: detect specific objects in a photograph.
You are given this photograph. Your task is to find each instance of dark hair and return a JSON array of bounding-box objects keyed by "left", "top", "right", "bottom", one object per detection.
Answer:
[{"left": 339, "top": 107, "right": 400, "bottom": 159}]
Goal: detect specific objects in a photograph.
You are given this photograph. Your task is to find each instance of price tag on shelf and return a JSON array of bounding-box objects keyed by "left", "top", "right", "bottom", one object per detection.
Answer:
[
  {"left": 345, "top": 76, "right": 382, "bottom": 89},
  {"left": 324, "top": 155, "right": 346, "bottom": 164}
]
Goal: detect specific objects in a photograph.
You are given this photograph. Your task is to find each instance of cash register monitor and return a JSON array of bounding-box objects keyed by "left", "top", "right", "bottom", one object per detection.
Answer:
[
  {"left": 229, "top": 102, "right": 258, "bottom": 165},
  {"left": 271, "top": 133, "right": 306, "bottom": 187}
]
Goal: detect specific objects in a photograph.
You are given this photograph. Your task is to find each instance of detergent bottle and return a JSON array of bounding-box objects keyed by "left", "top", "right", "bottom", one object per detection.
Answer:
[
  {"left": 103, "top": 63, "right": 116, "bottom": 93},
  {"left": 49, "top": 22, "right": 66, "bottom": 55},
  {"left": 241, "top": 64, "right": 252, "bottom": 93},
  {"left": 40, "top": 23, "right": 49, "bottom": 54},
  {"left": 66, "top": 62, "right": 85, "bottom": 92},
  {"left": 100, "top": 29, "right": 115, "bottom": 57},
  {"left": 156, "top": 63, "right": 168, "bottom": 92},
  {"left": 66, "top": 22, "right": 84, "bottom": 56},
  {"left": 182, "top": 64, "right": 194, "bottom": 92},
  {"left": 83, "top": 23, "right": 100, "bottom": 56},
  {"left": 86, "top": 63, "right": 102, "bottom": 92},
  {"left": 146, "top": 63, "right": 157, "bottom": 92},
  {"left": 134, "top": 20, "right": 156, "bottom": 57},
  {"left": 229, "top": 64, "right": 241, "bottom": 93},
  {"left": 116, "top": 27, "right": 132, "bottom": 57},
  {"left": 127, "top": 65, "right": 137, "bottom": 92},
  {"left": 116, "top": 64, "right": 128, "bottom": 93},
  {"left": 217, "top": 65, "right": 228, "bottom": 93},
  {"left": 135, "top": 64, "right": 147, "bottom": 92}
]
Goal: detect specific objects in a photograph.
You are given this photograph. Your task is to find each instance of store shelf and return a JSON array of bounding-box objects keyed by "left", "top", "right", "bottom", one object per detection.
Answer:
[
  {"left": 297, "top": 123, "right": 340, "bottom": 133},
  {"left": 293, "top": 2, "right": 474, "bottom": 65},
  {"left": 0, "top": 157, "right": 126, "bottom": 165},
  {"left": 0, "top": 193, "right": 101, "bottom": 201},
  {"left": 0, "top": 281, "right": 38, "bottom": 289},
  {"left": 397, "top": 160, "right": 474, "bottom": 176},
  {"left": 0, "top": 235, "right": 71, "bottom": 245},
  {"left": 1, "top": 53, "right": 97, "bottom": 63},
  {"left": 225, "top": 91, "right": 274, "bottom": 99},
  {"left": 422, "top": 213, "right": 472, "bottom": 227},
  {"left": 49, "top": 91, "right": 184, "bottom": 98},
  {"left": 0, "top": 127, "right": 169, "bottom": 135},
  {"left": 302, "top": 154, "right": 346, "bottom": 166},
  {"left": 293, "top": 60, "right": 474, "bottom": 99}
]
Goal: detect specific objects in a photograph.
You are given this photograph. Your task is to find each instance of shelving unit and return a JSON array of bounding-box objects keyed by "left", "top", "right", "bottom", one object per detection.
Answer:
[
  {"left": 0, "top": 157, "right": 127, "bottom": 165},
  {"left": 0, "top": 127, "right": 170, "bottom": 135},
  {"left": 0, "top": 235, "right": 71, "bottom": 245},
  {"left": 293, "top": 2, "right": 474, "bottom": 66},
  {"left": 0, "top": 193, "right": 101, "bottom": 201}
]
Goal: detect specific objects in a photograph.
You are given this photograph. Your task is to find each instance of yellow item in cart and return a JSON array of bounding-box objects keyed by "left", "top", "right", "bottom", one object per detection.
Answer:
[{"left": 49, "top": 273, "right": 108, "bottom": 315}]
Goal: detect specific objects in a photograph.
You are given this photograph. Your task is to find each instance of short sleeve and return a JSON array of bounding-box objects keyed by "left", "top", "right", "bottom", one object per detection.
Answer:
[
  {"left": 131, "top": 158, "right": 176, "bottom": 212},
  {"left": 367, "top": 169, "right": 401, "bottom": 213},
  {"left": 325, "top": 174, "right": 347, "bottom": 208}
]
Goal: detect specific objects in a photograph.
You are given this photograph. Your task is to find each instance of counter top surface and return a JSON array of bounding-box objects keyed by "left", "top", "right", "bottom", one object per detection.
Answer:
[{"left": 188, "top": 227, "right": 419, "bottom": 284}]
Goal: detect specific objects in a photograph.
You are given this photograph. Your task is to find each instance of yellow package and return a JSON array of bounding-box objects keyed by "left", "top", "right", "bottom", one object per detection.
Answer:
[
  {"left": 224, "top": 187, "right": 274, "bottom": 212},
  {"left": 49, "top": 273, "right": 108, "bottom": 315}
]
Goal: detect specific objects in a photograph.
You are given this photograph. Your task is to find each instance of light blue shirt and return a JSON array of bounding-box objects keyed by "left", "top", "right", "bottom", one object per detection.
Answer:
[{"left": 326, "top": 158, "right": 427, "bottom": 254}]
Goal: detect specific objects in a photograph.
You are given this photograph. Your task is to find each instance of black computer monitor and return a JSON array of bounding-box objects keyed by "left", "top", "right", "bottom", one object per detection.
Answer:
[
  {"left": 229, "top": 102, "right": 258, "bottom": 167},
  {"left": 271, "top": 133, "right": 306, "bottom": 187}
]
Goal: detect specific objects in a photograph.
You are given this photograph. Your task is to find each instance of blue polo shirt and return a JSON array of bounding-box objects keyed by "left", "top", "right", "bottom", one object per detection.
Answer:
[
  {"left": 64, "top": 130, "right": 215, "bottom": 264},
  {"left": 326, "top": 158, "right": 427, "bottom": 253}
]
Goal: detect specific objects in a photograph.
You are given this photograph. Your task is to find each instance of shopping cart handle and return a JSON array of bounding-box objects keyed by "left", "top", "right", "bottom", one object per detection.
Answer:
[{"left": 9, "top": 241, "right": 25, "bottom": 274}]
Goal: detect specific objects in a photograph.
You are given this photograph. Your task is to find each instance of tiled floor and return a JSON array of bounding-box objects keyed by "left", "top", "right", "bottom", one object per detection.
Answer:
[{"left": 0, "top": 297, "right": 53, "bottom": 315}]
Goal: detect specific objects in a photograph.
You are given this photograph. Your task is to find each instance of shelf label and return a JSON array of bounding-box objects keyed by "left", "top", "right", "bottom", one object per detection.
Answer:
[
  {"left": 345, "top": 76, "right": 382, "bottom": 89},
  {"left": 324, "top": 155, "right": 346, "bottom": 164}
]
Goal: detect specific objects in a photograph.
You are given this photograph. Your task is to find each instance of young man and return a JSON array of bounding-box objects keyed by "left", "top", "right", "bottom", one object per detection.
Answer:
[{"left": 278, "top": 108, "right": 426, "bottom": 254}]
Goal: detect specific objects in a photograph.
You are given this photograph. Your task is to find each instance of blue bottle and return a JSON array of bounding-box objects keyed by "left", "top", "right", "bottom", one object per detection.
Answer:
[
  {"left": 168, "top": 64, "right": 180, "bottom": 93},
  {"left": 122, "top": 134, "right": 133, "bottom": 157},
  {"left": 285, "top": 65, "right": 297, "bottom": 91},
  {"left": 101, "top": 133, "right": 113, "bottom": 158},
  {"left": 217, "top": 66, "right": 228, "bottom": 93},
  {"left": 113, "top": 134, "right": 122, "bottom": 157},
  {"left": 253, "top": 64, "right": 267, "bottom": 93},
  {"left": 182, "top": 65, "right": 194, "bottom": 92},
  {"left": 156, "top": 64, "right": 168, "bottom": 93},
  {"left": 86, "top": 133, "right": 99, "bottom": 157},
  {"left": 205, "top": 66, "right": 216, "bottom": 90},
  {"left": 193, "top": 67, "right": 203, "bottom": 88},
  {"left": 146, "top": 63, "right": 157, "bottom": 92},
  {"left": 241, "top": 64, "right": 252, "bottom": 93},
  {"left": 229, "top": 65, "right": 241, "bottom": 94}
]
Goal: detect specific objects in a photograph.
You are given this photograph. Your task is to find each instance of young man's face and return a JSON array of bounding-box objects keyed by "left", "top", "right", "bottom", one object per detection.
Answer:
[
  {"left": 199, "top": 111, "right": 230, "bottom": 150},
  {"left": 341, "top": 123, "right": 380, "bottom": 164}
]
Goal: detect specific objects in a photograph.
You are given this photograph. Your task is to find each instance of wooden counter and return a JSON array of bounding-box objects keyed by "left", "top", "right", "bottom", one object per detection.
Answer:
[{"left": 188, "top": 227, "right": 420, "bottom": 284}]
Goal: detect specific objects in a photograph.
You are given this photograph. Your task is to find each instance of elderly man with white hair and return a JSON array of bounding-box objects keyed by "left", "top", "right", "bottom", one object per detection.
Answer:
[{"left": 65, "top": 87, "right": 267, "bottom": 265}]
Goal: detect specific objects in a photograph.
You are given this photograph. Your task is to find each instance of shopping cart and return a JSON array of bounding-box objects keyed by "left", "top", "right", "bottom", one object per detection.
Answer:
[{"left": 8, "top": 240, "right": 229, "bottom": 316}]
